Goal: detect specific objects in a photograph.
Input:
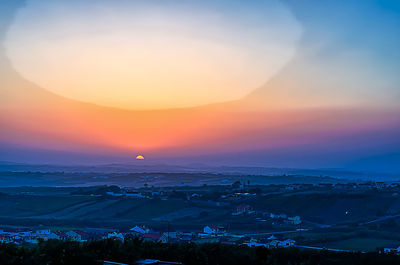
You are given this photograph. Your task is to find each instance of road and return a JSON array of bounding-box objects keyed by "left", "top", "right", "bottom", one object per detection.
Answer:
[
  {"left": 297, "top": 245, "right": 364, "bottom": 253},
  {"left": 232, "top": 230, "right": 308, "bottom": 237},
  {"left": 359, "top": 214, "right": 400, "bottom": 225}
]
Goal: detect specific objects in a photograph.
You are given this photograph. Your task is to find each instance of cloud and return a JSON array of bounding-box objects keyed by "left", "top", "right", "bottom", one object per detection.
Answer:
[{"left": 5, "top": 0, "right": 302, "bottom": 110}]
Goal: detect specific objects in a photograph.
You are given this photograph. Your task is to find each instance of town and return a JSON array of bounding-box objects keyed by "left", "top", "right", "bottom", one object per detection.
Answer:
[
  {"left": 1, "top": 173, "right": 400, "bottom": 254},
  {"left": 0, "top": 224, "right": 296, "bottom": 250}
]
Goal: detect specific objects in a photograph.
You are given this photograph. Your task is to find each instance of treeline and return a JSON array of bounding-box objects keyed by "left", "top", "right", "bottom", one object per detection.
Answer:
[{"left": 1, "top": 237, "right": 400, "bottom": 265}]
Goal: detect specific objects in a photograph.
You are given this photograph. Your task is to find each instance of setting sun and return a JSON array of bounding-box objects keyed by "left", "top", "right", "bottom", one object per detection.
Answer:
[{"left": 136, "top": 155, "right": 145, "bottom": 160}]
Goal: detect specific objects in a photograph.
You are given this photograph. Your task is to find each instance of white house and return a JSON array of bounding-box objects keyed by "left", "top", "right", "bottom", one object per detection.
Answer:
[
  {"left": 384, "top": 246, "right": 400, "bottom": 254},
  {"left": 43, "top": 232, "right": 59, "bottom": 241},
  {"left": 203, "top": 225, "right": 225, "bottom": 235},
  {"left": 106, "top": 192, "right": 124, "bottom": 197},
  {"left": 66, "top": 231, "right": 86, "bottom": 242},
  {"left": 106, "top": 232, "right": 124, "bottom": 241},
  {"left": 203, "top": 225, "right": 217, "bottom": 234},
  {"left": 35, "top": 229, "right": 51, "bottom": 236},
  {"left": 270, "top": 213, "right": 287, "bottom": 219},
  {"left": 125, "top": 193, "right": 145, "bottom": 198},
  {"left": 279, "top": 239, "right": 296, "bottom": 248},
  {"left": 287, "top": 216, "right": 302, "bottom": 225},
  {"left": 243, "top": 238, "right": 267, "bottom": 247},
  {"left": 130, "top": 225, "right": 150, "bottom": 234},
  {"left": 19, "top": 231, "right": 33, "bottom": 238}
]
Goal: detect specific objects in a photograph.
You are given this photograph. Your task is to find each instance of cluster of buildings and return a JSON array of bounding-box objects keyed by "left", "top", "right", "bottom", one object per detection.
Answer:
[
  {"left": 232, "top": 204, "right": 255, "bottom": 215},
  {"left": 131, "top": 224, "right": 297, "bottom": 249},
  {"left": 0, "top": 228, "right": 129, "bottom": 245},
  {"left": 383, "top": 245, "right": 400, "bottom": 254},
  {"left": 230, "top": 203, "right": 302, "bottom": 226},
  {"left": 0, "top": 229, "right": 64, "bottom": 244},
  {"left": 0, "top": 225, "right": 296, "bottom": 250},
  {"left": 267, "top": 213, "right": 302, "bottom": 225},
  {"left": 242, "top": 235, "right": 295, "bottom": 248},
  {"left": 284, "top": 181, "right": 400, "bottom": 192}
]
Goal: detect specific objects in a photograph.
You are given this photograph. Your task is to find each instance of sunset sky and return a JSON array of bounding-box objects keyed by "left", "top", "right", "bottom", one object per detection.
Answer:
[{"left": 1, "top": 0, "right": 400, "bottom": 173}]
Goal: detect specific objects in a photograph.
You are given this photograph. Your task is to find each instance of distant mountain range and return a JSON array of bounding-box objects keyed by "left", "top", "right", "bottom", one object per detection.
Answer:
[{"left": 0, "top": 161, "right": 398, "bottom": 181}]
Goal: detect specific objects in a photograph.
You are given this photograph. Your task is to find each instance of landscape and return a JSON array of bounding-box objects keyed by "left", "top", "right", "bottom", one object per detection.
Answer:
[
  {"left": 1, "top": 0, "right": 400, "bottom": 264},
  {"left": 1, "top": 165, "right": 400, "bottom": 264}
]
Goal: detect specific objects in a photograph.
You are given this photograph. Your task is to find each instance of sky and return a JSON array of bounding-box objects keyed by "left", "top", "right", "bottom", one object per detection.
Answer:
[{"left": 0, "top": 0, "right": 400, "bottom": 173}]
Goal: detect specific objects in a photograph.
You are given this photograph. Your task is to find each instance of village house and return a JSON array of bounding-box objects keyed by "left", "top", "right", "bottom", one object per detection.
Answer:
[
  {"left": 270, "top": 213, "right": 287, "bottom": 219},
  {"left": 279, "top": 239, "right": 296, "bottom": 247},
  {"left": 159, "top": 231, "right": 177, "bottom": 243},
  {"left": 125, "top": 193, "right": 145, "bottom": 198},
  {"left": 202, "top": 225, "right": 225, "bottom": 235},
  {"left": 142, "top": 233, "right": 162, "bottom": 242},
  {"left": 242, "top": 234, "right": 296, "bottom": 249},
  {"left": 55, "top": 231, "right": 68, "bottom": 241},
  {"left": 287, "top": 216, "right": 302, "bottom": 225},
  {"left": 35, "top": 229, "right": 51, "bottom": 236},
  {"left": 106, "top": 232, "right": 124, "bottom": 242},
  {"left": 106, "top": 191, "right": 125, "bottom": 197},
  {"left": 233, "top": 204, "right": 254, "bottom": 215},
  {"left": 266, "top": 238, "right": 296, "bottom": 248},
  {"left": 375, "top": 182, "right": 386, "bottom": 189},
  {"left": 34, "top": 229, "right": 59, "bottom": 241},
  {"left": 384, "top": 245, "right": 400, "bottom": 254},
  {"left": 66, "top": 230, "right": 87, "bottom": 242},
  {"left": 130, "top": 225, "right": 150, "bottom": 235},
  {"left": 242, "top": 238, "right": 267, "bottom": 247},
  {"left": 267, "top": 239, "right": 281, "bottom": 248},
  {"left": 41, "top": 232, "right": 59, "bottom": 241},
  {"left": 177, "top": 232, "right": 195, "bottom": 243}
]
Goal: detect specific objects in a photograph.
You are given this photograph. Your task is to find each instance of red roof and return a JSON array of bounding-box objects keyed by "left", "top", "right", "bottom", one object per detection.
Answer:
[
  {"left": 74, "top": 230, "right": 87, "bottom": 237},
  {"left": 143, "top": 233, "right": 162, "bottom": 240},
  {"left": 55, "top": 232, "right": 68, "bottom": 238}
]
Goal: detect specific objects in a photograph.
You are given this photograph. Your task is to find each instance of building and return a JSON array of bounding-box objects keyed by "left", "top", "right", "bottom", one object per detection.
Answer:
[
  {"left": 384, "top": 245, "right": 400, "bottom": 254},
  {"left": 66, "top": 230, "right": 86, "bottom": 242},
  {"left": 279, "top": 239, "right": 296, "bottom": 248},
  {"left": 203, "top": 225, "right": 225, "bottom": 235},
  {"left": 270, "top": 213, "right": 287, "bottom": 219},
  {"left": 159, "top": 232, "right": 177, "bottom": 243},
  {"left": 243, "top": 238, "right": 267, "bottom": 247},
  {"left": 142, "top": 233, "right": 162, "bottom": 242},
  {"left": 35, "top": 229, "right": 51, "bottom": 236},
  {"left": 234, "top": 204, "right": 253, "bottom": 215},
  {"left": 106, "top": 232, "right": 124, "bottom": 242},
  {"left": 287, "top": 216, "right": 302, "bottom": 225},
  {"left": 55, "top": 231, "right": 68, "bottom": 240},
  {"left": 130, "top": 225, "right": 150, "bottom": 235}
]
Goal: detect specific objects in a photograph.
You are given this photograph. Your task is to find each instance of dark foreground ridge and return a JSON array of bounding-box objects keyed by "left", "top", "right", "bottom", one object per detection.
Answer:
[{"left": 1, "top": 238, "right": 400, "bottom": 265}]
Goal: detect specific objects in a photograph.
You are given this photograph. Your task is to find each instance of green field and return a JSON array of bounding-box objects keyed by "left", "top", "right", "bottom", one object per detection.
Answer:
[
  {"left": 0, "top": 185, "right": 400, "bottom": 253},
  {"left": 322, "top": 238, "right": 400, "bottom": 251}
]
